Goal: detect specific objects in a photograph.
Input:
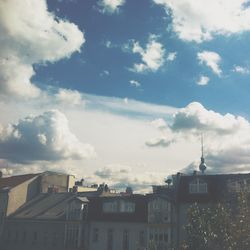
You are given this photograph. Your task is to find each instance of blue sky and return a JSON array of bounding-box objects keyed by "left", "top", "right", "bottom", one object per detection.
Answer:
[
  {"left": 2, "top": 0, "right": 250, "bottom": 191},
  {"left": 32, "top": 0, "right": 250, "bottom": 116}
]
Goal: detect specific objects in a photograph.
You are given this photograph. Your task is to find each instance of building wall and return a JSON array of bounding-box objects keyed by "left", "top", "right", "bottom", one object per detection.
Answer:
[
  {"left": 176, "top": 203, "right": 189, "bottom": 248},
  {"left": 147, "top": 198, "right": 173, "bottom": 250},
  {"left": 6, "top": 176, "right": 40, "bottom": 216},
  {"left": 1, "top": 220, "right": 65, "bottom": 250},
  {"left": 0, "top": 191, "right": 9, "bottom": 238},
  {"left": 89, "top": 221, "right": 147, "bottom": 250},
  {"left": 40, "top": 172, "right": 75, "bottom": 193}
]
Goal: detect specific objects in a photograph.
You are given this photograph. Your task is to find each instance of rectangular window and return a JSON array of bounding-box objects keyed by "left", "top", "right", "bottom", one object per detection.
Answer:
[
  {"left": 92, "top": 228, "right": 99, "bottom": 242},
  {"left": 103, "top": 202, "right": 118, "bottom": 213},
  {"left": 32, "top": 231, "right": 38, "bottom": 245},
  {"left": 43, "top": 232, "right": 48, "bottom": 246},
  {"left": 139, "top": 231, "right": 145, "bottom": 246},
  {"left": 164, "top": 233, "right": 168, "bottom": 243},
  {"left": 22, "top": 231, "right": 26, "bottom": 244},
  {"left": 123, "top": 230, "right": 129, "bottom": 250},
  {"left": 189, "top": 179, "right": 208, "bottom": 194},
  {"left": 107, "top": 229, "right": 113, "bottom": 250},
  {"left": 189, "top": 183, "right": 198, "bottom": 193},
  {"left": 15, "top": 230, "right": 19, "bottom": 242}
]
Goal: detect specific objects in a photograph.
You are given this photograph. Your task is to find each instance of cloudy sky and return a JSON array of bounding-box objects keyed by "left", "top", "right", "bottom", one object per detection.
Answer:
[{"left": 1, "top": 0, "right": 250, "bottom": 192}]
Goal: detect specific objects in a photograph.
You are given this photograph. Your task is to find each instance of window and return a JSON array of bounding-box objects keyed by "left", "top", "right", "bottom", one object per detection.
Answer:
[
  {"left": 52, "top": 232, "right": 60, "bottom": 246},
  {"left": 148, "top": 198, "right": 170, "bottom": 223},
  {"left": 103, "top": 202, "right": 118, "bottom": 213},
  {"left": 43, "top": 232, "right": 48, "bottom": 246},
  {"left": 189, "top": 178, "right": 208, "bottom": 194},
  {"left": 4, "top": 230, "right": 11, "bottom": 244},
  {"left": 14, "top": 230, "right": 19, "bottom": 242},
  {"left": 103, "top": 200, "right": 135, "bottom": 213},
  {"left": 92, "top": 228, "right": 99, "bottom": 243},
  {"left": 228, "top": 179, "right": 250, "bottom": 193},
  {"left": 164, "top": 233, "right": 168, "bottom": 243},
  {"left": 139, "top": 231, "right": 145, "bottom": 246},
  {"left": 123, "top": 230, "right": 129, "bottom": 250},
  {"left": 66, "top": 225, "right": 80, "bottom": 248},
  {"left": 22, "top": 231, "right": 26, "bottom": 244},
  {"left": 148, "top": 228, "right": 169, "bottom": 248},
  {"left": 107, "top": 229, "right": 113, "bottom": 250},
  {"left": 32, "top": 232, "right": 38, "bottom": 245},
  {"left": 120, "top": 201, "right": 135, "bottom": 213}
]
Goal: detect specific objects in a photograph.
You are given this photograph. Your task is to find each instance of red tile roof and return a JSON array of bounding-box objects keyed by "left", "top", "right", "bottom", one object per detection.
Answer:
[{"left": 0, "top": 174, "right": 39, "bottom": 190}]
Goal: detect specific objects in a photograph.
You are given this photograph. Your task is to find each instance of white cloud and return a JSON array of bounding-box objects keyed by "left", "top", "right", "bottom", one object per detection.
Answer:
[
  {"left": 151, "top": 118, "right": 168, "bottom": 130},
  {"left": 167, "top": 52, "right": 177, "bottom": 61},
  {"left": 197, "top": 75, "right": 210, "bottom": 85},
  {"left": 100, "top": 70, "right": 110, "bottom": 77},
  {"left": 0, "top": 0, "right": 84, "bottom": 99},
  {"left": 197, "top": 51, "right": 222, "bottom": 76},
  {"left": 98, "top": 0, "right": 125, "bottom": 14},
  {"left": 131, "top": 36, "right": 165, "bottom": 73},
  {"left": 124, "top": 97, "right": 129, "bottom": 104},
  {"left": 105, "top": 40, "right": 112, "bottom": 48},
  {"left": 0, "top": 110, "right": 95, "bottom": 163},
  {"left": 147, "top": 101, "right": 250, "bottom": 173},
  {"left": 233, "top": 65, "right": 250, "bottom": 74},
  {"left": 93, "top": 164, "right": 165, "bottom": 192},
  {"left": 129, "top": 80, "right": 141, "bottom": 88},
  {"left": 153, "top": 0, "right": 250, "bottom": 43},
  {"left": 171, "top": 102, "right": 248, "bottom": 134},
  {"left": 5, "top": 90, "right": 250, "bottom": 185},
  {"left": 55, "top": 88, "right": 84, "bottom": 106},
  {"left": 0, "top": 93, "right": 182, "bottom": 183}
]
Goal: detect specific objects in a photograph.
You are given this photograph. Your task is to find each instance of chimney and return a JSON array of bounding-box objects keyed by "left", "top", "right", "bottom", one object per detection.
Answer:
[
  {"left": 47, "top": 185, "right": 59, "bottom": 193},
  {"left": 72, "top": 185, "right": 78, "bottom": 193}
]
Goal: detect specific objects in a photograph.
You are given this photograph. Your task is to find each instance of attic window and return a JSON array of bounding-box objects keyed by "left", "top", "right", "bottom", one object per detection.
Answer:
[{"left": 189, "top": 178, "right": 207, "bottom": 194}]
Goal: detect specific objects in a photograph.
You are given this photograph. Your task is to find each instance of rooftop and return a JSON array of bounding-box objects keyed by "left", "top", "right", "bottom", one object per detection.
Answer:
[{"left": 0, "top": 174, "right": 39, "bottom": 190}]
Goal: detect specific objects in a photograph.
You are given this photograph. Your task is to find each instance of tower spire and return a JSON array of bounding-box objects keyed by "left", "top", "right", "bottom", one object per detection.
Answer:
[{"left": 199, "top": 134, "right": 206, "bottom": 174}]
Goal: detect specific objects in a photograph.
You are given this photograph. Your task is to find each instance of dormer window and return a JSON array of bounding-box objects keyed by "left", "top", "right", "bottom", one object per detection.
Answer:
[
  {"left": 189, "top": 178, "right": 207, "bottom": 194},
  {"left": 103, "top": 200, "right": 135, "bottom": 213},
  {"left": 103, "top": 201, "right": 118, "bottom": 213}
]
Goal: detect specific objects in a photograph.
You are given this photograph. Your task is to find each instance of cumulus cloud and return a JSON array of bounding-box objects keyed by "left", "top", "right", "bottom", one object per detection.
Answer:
[
  {"left": 55, "top": 88, "right": 84, "bottom": 106},
  {"left": 171, "top": 102, "right": 248, "bottom": 134},
  {"left": 197, "top": 51, "right": 222, "bottom": 76},
  {"left": 233, "top": 65, "right": 250, "bottom": 74},
  {"left": 0, "top": 0, "right": 84, "bottom": 98},
  {"left": 197, "top": 75, "right": 210, "bottom": 85},
  {"left": 94, "top": 164, "right": 164, "bottom": 192},
  {"left": 0, "top": 110, "right": 95, "bottom": 163},
  {"left": 147, "top": 101, "right": 250, "bottom": 173},
  {"left": 97, "top": 0, "right": 125, "bottom": 14},
  {"left": 130, "top": 35, "right": 165, "bottom": 73},
  {"left": 129, "top": 80, "right": 141, "bottom": 88},
  {"left": 153, "top": 0, "right": 250, "bottom": 43}
]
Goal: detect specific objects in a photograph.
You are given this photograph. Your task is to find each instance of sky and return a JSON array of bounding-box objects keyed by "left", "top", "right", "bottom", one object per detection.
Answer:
[{"left": 1, "top": 0, "right": 250, "bottom": 192}]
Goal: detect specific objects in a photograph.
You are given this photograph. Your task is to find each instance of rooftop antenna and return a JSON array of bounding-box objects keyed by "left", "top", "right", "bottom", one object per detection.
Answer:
[{"left": 199, "top": 134, "right": 207, "bottom": 174}]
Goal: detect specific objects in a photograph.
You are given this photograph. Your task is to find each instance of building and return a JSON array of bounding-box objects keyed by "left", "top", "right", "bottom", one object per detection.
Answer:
[
  {"left": 173, "top": 171, "right": 250, "bottom": 248},
  {"left": 0, "top": 171, "right": 77, "bottom": 244},
  {"left": 1, "top": 165, "right": 250, "bottom": 250},
  {"left": 0, "top": 183, "right": 174, "bottom": 250}
]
